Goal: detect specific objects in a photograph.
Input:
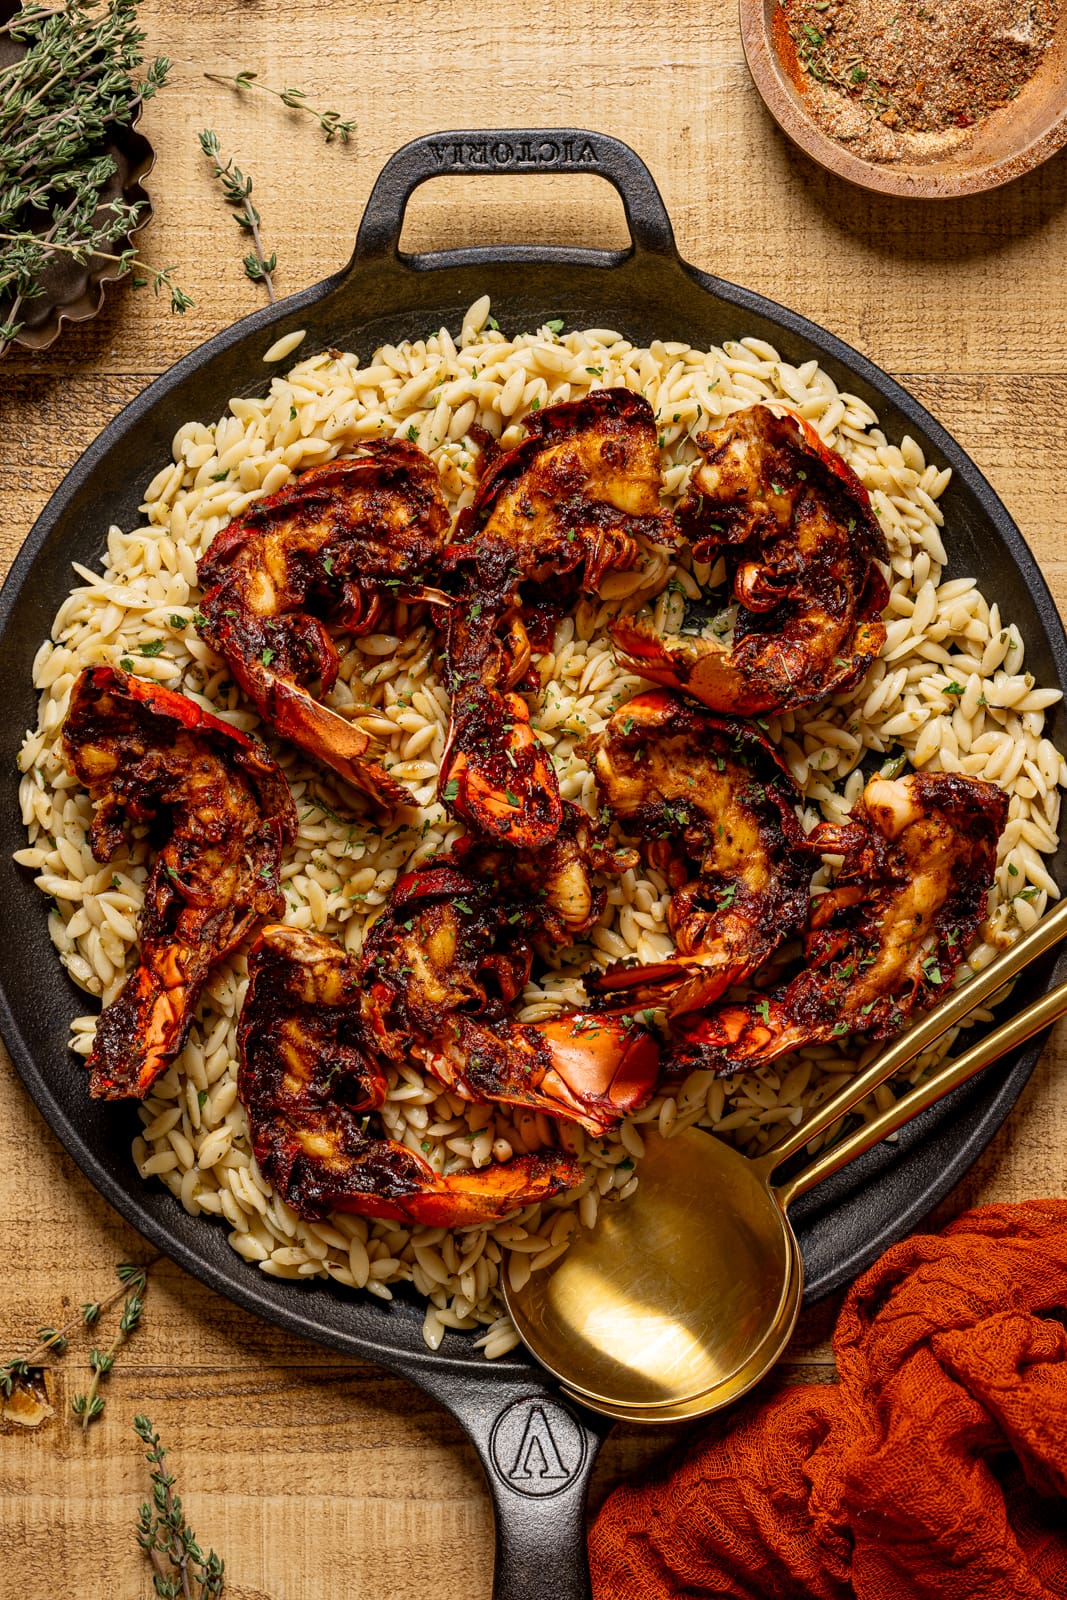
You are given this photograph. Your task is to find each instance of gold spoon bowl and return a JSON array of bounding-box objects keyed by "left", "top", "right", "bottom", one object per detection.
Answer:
[
  {"left": 558, "top": 1247, "right": 803, "bottom": 1424},
  {"left": 508, "top": 1129, "right": 797, "bottom": 1411}
]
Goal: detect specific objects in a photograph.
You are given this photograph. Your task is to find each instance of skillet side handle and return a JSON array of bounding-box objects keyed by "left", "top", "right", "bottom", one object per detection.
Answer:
[
  {"left": 412, "top": 1361, "right": 610, "bottom": 1600},
  {"left": 352, "top": 127, "right": 676, "bottom": 265}
]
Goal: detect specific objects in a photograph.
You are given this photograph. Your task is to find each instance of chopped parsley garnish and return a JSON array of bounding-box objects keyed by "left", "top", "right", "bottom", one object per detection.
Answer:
[
  {"left": 261, "top": 647, "right": 276, "bottom": 666},
  {"left": 545, "top": 318, "right": 565, "bottom": 334},
  {"left": 139, "top": 639, "right": 165, "bottom": 657},
  {"left": 442, "top": 778, "right": 460, "bottom": 801}
]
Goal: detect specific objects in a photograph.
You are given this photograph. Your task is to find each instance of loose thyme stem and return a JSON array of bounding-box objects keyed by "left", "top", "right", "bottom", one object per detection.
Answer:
[
  {"left": 0, "top": 231, "right": 193, "bottom": 345},
  {"left": 0, "top": 188, "right": 79, "bottom": 347},
  {"left": 197, "top": 128, "right": 276, "bottom": 302},
  {"left": 204, "top": 69, "right": 356, "bottom": 144},
  {"left": 2, "top": 1257, "right": 158, "bottom": 1400},
  {"left": 241, "top": 205, "right": 275, "bottom": 303},
  {"left": 72, "top": 1262, "right": 150, "bottom": 1430},
  {"left": 134, "top": 1416, "right": 225, "bottom": 1599}
]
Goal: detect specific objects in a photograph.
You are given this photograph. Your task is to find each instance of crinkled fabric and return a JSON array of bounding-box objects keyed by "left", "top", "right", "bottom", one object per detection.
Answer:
[{"left": 589, "top": 1201, "right": 1067, "bottom": 1600}]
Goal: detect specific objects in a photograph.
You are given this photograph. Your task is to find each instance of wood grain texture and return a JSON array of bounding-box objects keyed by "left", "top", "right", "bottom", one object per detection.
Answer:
[{"left": 1, "top": 0, "right": 1066, "bottom": 1594}]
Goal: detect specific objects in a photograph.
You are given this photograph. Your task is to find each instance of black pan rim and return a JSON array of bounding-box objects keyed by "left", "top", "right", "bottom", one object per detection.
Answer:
[{"left": 2, "top": 127, "right": 1064, "bottom": 1389}]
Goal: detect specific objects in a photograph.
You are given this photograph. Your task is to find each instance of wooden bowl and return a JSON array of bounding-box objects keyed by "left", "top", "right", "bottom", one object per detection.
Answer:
[{"left": 740, "top": 0, "right": 1067, "bottom": 197}]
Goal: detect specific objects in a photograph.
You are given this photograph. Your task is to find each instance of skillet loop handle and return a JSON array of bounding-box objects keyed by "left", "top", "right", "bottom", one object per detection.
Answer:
[
  {"left": 353, "top": 127, "right": 676, "bottom": 264},
  {"left": 411, "top": 1362, "right": 610, "bottom": 1600}
]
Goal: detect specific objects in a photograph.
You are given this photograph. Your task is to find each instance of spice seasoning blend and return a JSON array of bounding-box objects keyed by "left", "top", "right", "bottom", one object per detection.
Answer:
[{"left": 778, "top": 0, "right": 1058, "bottom": 163}]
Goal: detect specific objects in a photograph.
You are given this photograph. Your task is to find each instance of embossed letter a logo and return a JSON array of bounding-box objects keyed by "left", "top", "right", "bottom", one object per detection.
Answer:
[{"left": 507, "top": 1405, "right": 569, "bottom": 1483}]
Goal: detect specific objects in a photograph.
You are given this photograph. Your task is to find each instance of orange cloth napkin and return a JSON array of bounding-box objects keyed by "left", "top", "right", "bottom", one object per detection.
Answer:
[{"left": 589, "top": 1200, "right": 1067, "bottom": 1600}]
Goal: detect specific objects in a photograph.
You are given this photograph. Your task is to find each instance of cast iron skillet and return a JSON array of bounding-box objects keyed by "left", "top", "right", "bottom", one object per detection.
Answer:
[{"left": 1, "top": 130, "right": 1065, "bottom": 1600}]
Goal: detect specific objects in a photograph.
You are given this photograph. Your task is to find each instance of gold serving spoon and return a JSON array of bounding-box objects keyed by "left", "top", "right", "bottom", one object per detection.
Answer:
[{"left": 504, "top": 896, "right": 1067, "bottom": 1420}]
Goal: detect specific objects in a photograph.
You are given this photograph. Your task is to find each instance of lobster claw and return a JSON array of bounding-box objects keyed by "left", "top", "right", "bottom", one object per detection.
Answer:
[
  {"left": 610, "top": 614, "right": 760, "bottom": 711},
  {"left": 531, "top": 1012, "right": 661, "bottom": 1134}
]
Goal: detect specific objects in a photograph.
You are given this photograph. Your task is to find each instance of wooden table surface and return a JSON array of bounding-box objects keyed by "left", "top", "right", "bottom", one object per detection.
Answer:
[{"left": 2, "top": 2, "right": 1066, "bottom": 1595}]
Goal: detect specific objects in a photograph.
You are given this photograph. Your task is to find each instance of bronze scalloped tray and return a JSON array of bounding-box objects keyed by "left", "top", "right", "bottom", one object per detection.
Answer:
[{"left": 0, "top": 0, "right": 155, "bottom": 353}]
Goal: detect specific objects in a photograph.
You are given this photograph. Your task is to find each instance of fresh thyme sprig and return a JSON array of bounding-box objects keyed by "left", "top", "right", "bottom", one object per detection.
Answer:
[
  {"left": 0, "top": 0, "right": 190, "bottom": 353},
  {"left": 0, "top": 225, "right": 192, "bottom": 323},
  {"left": 134, "top": 1416, "right": 226, "bottom": 1599},
  {"left": 197, "top": 128, "right": 276, "bottom": 302},
  {"left": 2, "top": 1257, "right": 156, "bottom": 1404},
  {"left": 71, "top": 1260, "right": 149, "bottom": 1430},
  {"left": 204, "top": 69, "right": 355, "bottom": 144}
]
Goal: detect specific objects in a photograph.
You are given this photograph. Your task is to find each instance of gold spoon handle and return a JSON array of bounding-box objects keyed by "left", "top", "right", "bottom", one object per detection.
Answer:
[
  {"left": 761, "top": 893, "right": 1067, "bottom": 1174},
  {"left": 774, "top": 970, "right": 1067, "bottom": 1208}
]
